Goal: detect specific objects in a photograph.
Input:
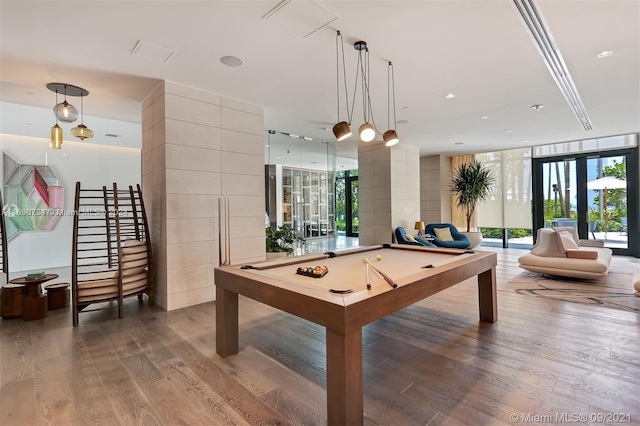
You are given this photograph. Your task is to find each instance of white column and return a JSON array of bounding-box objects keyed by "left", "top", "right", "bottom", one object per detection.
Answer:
[
  {"left": 142, "top": 81, "right": 264, "bottom": 311},
  {"left": 359, "top": 142, "right": 420, "bottom": 245}
]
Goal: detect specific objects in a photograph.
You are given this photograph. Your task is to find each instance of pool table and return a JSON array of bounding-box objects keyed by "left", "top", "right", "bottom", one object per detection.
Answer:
[{"left": 214, "top": 244, "right": 497, "bottom": 425}]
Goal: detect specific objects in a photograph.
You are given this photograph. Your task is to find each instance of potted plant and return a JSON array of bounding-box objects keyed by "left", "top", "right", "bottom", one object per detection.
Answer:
[
  {"left": 266, "top": 224, "right": 305, "bottom": 259},
  {"left": 450, "top": 160, "right": 495, "bottom": 249}
]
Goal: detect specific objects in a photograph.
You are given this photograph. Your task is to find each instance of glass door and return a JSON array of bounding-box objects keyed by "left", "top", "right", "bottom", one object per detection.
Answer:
[
  {"left": 533, "top": 148, "right": 637, "bottom": 256},
  {"left": 335, "top": 170, "right": 359, "bottom": 237},
  {"left": 347, "top": 172, "right": 358, "bottom": 236}
]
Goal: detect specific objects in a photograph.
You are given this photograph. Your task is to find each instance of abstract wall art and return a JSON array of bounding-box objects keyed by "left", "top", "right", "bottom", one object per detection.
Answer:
[{"left": 2, "top": 152, "right": 63, "bottom": 240}]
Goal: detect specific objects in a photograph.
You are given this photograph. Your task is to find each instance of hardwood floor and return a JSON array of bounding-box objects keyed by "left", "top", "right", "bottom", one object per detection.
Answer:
[{"left": 1, "top": 248, "right": 639, "bottom": 425}]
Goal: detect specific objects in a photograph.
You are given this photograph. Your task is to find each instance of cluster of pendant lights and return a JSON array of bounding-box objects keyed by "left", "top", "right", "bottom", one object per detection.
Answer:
[
  {"left": 46, "top": 83, "right": 94, "bottom": 150},
  {"left": 332, "top": 31, "right": 399, "bottom": 147}
]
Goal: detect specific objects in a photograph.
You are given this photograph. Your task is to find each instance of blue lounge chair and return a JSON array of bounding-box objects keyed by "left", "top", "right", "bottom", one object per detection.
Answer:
[{"left": 424, "top": 223, "right": 471, "bottom": 249}]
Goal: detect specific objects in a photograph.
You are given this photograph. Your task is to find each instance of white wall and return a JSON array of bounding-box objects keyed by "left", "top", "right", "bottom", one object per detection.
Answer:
[{"left": 0, "top": 133, "right": 141, "bottom": 272}]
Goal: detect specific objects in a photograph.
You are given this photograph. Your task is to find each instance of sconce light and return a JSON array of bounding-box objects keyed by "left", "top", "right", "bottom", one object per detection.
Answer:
[{"left": 332, "top": 31, "right": 400, "bottom": 146}]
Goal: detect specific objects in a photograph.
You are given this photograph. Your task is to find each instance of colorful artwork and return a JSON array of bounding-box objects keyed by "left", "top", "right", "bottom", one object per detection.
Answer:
[{"left": 2, "top": 152, "right": 63, "bottom": 240}]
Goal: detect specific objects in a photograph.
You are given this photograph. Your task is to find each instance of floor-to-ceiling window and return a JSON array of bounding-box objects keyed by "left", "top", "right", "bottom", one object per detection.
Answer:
[
  {"left": 476, "top": 134, "right": 638, "bottom": 256},
  {"left": 532, "top": 134, "right": 638, "bottom": 257}
]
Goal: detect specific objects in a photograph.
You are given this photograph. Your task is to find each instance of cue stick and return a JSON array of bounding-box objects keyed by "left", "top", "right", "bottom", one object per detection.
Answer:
[
  {"left": 361, "top": 257, "right": 397, "bottom": 288},
  {"left": 218, "top": 198, "right": 223, "bottom": 265},
  {"left": 366, "top": 264, "right": 371, "bottom": 290}
]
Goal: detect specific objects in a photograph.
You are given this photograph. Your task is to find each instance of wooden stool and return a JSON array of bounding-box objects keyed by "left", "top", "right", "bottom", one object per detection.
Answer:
[
  {"left": 45, "top": 283, "right": 70, "bottom": 310},
  {"left": 1, "top": 284, "right": 26, "bottom": 318}
]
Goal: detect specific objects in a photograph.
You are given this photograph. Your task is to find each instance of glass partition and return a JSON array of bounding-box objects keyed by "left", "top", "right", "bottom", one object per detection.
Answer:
[{"left": 265, "top": 131, "right": 338, "bottom": 252}]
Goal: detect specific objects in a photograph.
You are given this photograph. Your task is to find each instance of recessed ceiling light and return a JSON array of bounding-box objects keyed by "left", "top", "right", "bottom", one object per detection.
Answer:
[
  {"left": 265, "top": 144, "right": 270, "bottom": 147},
  {"left": 220, "top": 56, "right": 244, "bottom": 67},
  {"left": 597, "top": 50, "right": 613, "bottom": 59},
  {"left": 445, "top": 93, "right": 456, "bottom": 99},
  {"left": 531, "top": 104, "right": 544, "bottom": 111},
  {"left": 481, "top": 115, "right": 488, "bottom": 120},
  {"left": 396, "top": 119, "right": 409, "bottom": 125},
  {"left": 507, "top": 130, "right": 513, "bottom": 133},
  {"left": 275, "top": 157, "right": 280, "bottom": 160}
]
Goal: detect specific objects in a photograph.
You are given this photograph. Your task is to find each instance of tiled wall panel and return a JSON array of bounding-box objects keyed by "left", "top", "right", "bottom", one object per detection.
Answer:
[{"left": 142, "top": 82, "right": 264, "bottom": 311}]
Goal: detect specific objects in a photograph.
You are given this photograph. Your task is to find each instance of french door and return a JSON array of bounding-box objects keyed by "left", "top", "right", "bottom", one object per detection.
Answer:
[{"left": 532, "top": 147, "right": 638, "bottom": 256}]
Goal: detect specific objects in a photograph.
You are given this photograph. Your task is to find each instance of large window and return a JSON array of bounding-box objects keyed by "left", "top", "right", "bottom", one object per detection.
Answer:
[
  {"left": 476, "top": 134, "right": 638, "bottom": 254},
  {"left": 476, "top": 147, "right": 533, "bottom": 247}
]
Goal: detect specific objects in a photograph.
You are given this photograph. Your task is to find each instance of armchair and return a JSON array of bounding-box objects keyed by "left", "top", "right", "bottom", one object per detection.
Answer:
[
  {"left": 424, "top": 223, "right": 471, "bottom": 249},
  {"left": 394, "top": 227, "right": 436, "bottom": 247}
]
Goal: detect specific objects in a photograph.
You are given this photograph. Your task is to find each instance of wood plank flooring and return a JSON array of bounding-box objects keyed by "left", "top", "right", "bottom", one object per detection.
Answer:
[{"left": 1, "top": 248, "right": 639, "bottom": 425}]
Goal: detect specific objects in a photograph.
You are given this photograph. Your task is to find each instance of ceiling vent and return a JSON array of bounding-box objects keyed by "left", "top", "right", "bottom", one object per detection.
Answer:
[
  {"left": 262, "top": 0, "right": 337, "bottom": 38},
  {"left": 131, "top": 40, "right": 176, "bottom": 63},
  {"left": 104, "top": 133, "right": 120, "bottom": 138},
  {"left": 512, "top": 0, "right": 592, "bottom": 131}
]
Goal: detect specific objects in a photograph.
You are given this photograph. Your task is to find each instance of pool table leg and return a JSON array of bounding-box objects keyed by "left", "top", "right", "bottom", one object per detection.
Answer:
[
  {"left": 216, "top": 286, "right": 239, "bottom": 357},
  {"left": 478, "top": 267, "right": 497, "bottom": 323},
  {"left": 326, "top": 328, "right": 363, "bottom": 426}
]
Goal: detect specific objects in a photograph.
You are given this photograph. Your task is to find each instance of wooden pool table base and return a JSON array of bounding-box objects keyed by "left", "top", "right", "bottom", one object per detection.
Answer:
[{"left": 215, "top": 245, "right": 497, "bottom": 425}]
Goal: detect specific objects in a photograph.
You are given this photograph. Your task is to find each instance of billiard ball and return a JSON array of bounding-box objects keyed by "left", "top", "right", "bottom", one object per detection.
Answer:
[{"left": 376, "top": 255, "right": 382, "bottom": 261}]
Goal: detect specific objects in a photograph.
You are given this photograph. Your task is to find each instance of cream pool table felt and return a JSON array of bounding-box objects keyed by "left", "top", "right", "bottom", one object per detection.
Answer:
[{"left": 214, "top": 244, "right": 497, "bottom": 425}]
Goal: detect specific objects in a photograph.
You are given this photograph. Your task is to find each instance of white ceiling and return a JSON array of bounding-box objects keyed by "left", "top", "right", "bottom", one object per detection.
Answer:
[{"left": 1, "top": 0, "right": 638, "bottom": 161}]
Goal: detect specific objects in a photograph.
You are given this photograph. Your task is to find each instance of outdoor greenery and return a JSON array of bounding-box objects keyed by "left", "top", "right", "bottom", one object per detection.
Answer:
[
  {"left": 593, "top": 160, "right": 627, "bottom": 220},
  {"left": 266, "top": 224, "right": 304, "bottom": 254},
  {"left": 543, "top": 159, "right": 627, "bottom": 232},
  {"left": 480, "top": 228, "right": 533, "bottom": 239},
  {"left": 335, "top": 170, "right": 358, "bottom": 233},
  {"left": 450, "top": 160, "right": 496, "bottom": 232}
]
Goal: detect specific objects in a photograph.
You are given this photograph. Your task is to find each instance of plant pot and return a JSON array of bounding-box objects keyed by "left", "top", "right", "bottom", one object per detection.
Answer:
[
  {"left": 266, "top": 252, "right": 289, "bottom": 260},
  {"left": 462, "top": 232, "right": 483, "bottom": 249}
]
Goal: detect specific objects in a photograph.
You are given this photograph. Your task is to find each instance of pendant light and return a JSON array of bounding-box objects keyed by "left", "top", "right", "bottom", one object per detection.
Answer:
[
  {"left": 383, "top": 61, "right": 399, "bottom": 147},
  {"left": 50, "top": 89, "right": 63, "bottom": 150},
  {"left": 331, "top": 32, "right": 401, "bottom": 145},
  {"left": 70, "top": 94, "right": 94, "bottom": 140},
  {"left": 51, "top": 124, "right": 63, "bottom": 150},
  {"left": 357, "top": 40, "right": 376, "bottom": 142},
  {"left": 53, "top": 84, "right": 78, "bottom": 123},
  {"left": 46, "top": 83, "right": 91, "bottom": 149},
  {"left": 332, "top": 31, "right": 352, "bottom": 142}
]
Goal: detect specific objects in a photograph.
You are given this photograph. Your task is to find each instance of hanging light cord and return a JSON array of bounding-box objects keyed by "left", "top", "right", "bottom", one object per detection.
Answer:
[
  {"left": 336, "top": 31, "right": 351, "bottom": 124},
  {"left": 361, "top": 47, "right": 382, "bottom": 135},
  {"left": 55, "top": 90, "right": 59, "bottom": 125},
  {"left": 388, "top": 61, "right": 397, "bottom": 131},
  {"left": 348, "top": 43, "right": 361, "bottom": 126},
  {"left": 79, "top": 95, "right": 84, "bottom": 123}
]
